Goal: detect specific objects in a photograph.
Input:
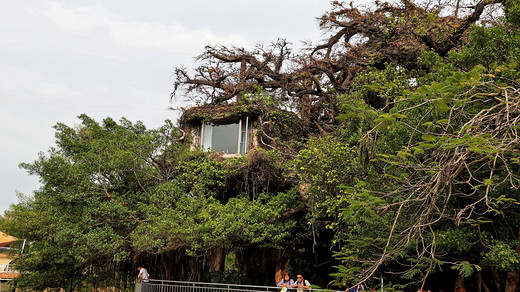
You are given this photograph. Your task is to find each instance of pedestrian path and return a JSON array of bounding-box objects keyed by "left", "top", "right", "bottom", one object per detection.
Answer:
[{"left": 135, "top": 280, "right": 343, "bottom": 292}]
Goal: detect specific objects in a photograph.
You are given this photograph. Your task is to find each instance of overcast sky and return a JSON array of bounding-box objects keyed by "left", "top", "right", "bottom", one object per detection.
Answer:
[{"left": 0, "top": 0, "right": 356, "bottom": 214}]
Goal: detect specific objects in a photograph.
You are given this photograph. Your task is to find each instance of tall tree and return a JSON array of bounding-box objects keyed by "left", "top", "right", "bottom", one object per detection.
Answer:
[
  {"left": 3, "top": 1, "right": 519, "bottom": 291},
  {"left": 1, "top": 115, "right": 184, "bottom": 290},
  {"left": 326, "top": 2, "right": 520, "bottom": 290}
]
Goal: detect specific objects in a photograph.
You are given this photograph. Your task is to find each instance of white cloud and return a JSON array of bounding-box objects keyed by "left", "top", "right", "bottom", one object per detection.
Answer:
[
  {"left": 0, "top": 65, "right": 80, "bottom": 106},
  {"left": 40, "top": 2, "right": 108, "bottom": 33},
  {"left": 0, "top": 0, "right": 336, "bottom": 214},
  {"left": 38, "top": 1, "right": 250, "bottom": 54},
  {"left": 37, "top": 81, "right": 82, "bottom": 101}
]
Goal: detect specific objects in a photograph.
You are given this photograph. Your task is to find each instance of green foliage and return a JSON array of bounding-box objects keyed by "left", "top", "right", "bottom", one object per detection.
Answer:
[
  {"left": 504, "top": 0, "right": 520, "bottom": 27},
  {"left": 435, "top": 229, "right": 477, "bottom": 254},
  {"left": 449, "top": 25, "right": 520, "bottom": 70},
  {"left": 336, "top": 98, "right": 379, "bottom": 145},
  {"left": 177, "top": 151, "right": 229, "bottom": 197},
  {"left": 331, "top": 27, "right": 520, "bottom": 287},
  {"left": 450, "top": 261, "right": 481, "bottom": 278},
  {"left": 345, "top": 63, "right": 412, "bottom": 109},
  {"left": 2, "top": 115, "right": 186, "bottom": 290},
  {"left": 415, "top": 49, "right": 458, "bottom": 84},
  {"left": 4, "top": 1, "right": 520, "bottom": 290},
  {"left": 132, "top": 187, "right": 298, "bottom": 254},
  {"left": 295, "top": 135, "right": 358, "bottom": 209},
  {"left": 2, "top": 114, "right": 301, "bottom": 289},
  {"left": 482, "top": 241, "right": 520, "bottom": 271}
]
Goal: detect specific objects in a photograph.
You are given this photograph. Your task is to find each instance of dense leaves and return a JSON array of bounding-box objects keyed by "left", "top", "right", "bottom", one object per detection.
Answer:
[
  {"left": 3, "top": 0, "right": 520, "bottom": 291},
  {"left": 1, "top": 116, "right": 298, "bottom": 289}
]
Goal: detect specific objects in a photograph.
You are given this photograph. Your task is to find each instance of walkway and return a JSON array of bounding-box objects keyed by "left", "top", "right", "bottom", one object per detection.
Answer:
[{"left": 135, "top": 280, "right": 342, "bottom": 292}]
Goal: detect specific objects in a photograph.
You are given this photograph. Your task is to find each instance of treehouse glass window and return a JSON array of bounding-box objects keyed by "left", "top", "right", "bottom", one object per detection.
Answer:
[
  {"left": 202, "top": 119, "right": 249, "bottom": 154},
  {"left": 240, "top": 117, "right": 248, "bottom": 154}
]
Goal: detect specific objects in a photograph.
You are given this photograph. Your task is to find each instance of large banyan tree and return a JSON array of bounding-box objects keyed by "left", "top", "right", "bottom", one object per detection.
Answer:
[
  {"left": 171, "top": 0, "right": 520, "bottom": 291},
  {"left": 3, "top": 0, "right": 520, "bottom": 291},
  {"left": 172, "top": 0, "right": 503, "bottom": 133}
]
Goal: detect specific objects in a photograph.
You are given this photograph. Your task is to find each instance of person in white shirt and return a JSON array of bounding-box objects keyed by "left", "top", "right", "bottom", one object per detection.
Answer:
[
  {"left": 137, "top": 267, "right": 149, "bottom": 283},
  {"left": 292, "top": 274, "right": 311, "bottom": 292}
]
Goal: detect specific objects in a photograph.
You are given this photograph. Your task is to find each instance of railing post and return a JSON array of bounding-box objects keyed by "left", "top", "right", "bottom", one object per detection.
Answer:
[{"left": 129, "top": 279, "right": 344, "bottom": 292}]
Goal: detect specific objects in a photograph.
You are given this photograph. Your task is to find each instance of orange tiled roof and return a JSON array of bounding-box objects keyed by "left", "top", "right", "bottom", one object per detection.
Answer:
[
  {"left": 0, "top": 232, "right": 16, "bottom": 247},
  {"left": 0, "top": 272, "right": 19, "bottom": 279}
]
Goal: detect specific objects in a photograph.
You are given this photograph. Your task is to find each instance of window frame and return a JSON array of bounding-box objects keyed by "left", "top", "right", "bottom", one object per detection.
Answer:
[{"left": 201, "top": 117, "right": 250, "bottom": 155}]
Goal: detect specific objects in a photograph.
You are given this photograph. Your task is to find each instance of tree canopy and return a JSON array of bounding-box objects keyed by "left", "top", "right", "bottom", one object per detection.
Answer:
[{"left": 3, "top": 0, "right": 520, "bottom": 292}]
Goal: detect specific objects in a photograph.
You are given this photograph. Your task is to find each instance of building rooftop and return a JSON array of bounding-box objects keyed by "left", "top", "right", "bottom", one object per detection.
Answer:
[{"left": 0, "top": 232, "right": 16, "bottom": 247}]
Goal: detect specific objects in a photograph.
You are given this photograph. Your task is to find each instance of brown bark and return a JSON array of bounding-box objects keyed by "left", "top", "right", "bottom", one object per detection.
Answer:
[
  {"left": 482, "top": 281, "right": 491, "bottom": 292},
  {"left": 476, "top": 271, "right": 490, "bottom": 292},
  {"left": 236, "top": 246, "right": 259, "bottom": 284},
  {"left": 173, "top": 0, "right": 502, "bottom": 136},
  {"left": 454, "top": 275, "right": 465, "bottom": 292},
  {"left": 188, "top": 254, "right": 203, "bottom": 282},
  {"left": 490, "top": 268, "right": 502, "bottom": 292},
  {"left": 161, "top": 251, "right": 175, "bottom": 280},
  {"left": 505, "top": 226, "right": 520, "bottom": 292},
  {"left": 236, "top": 246, "right": 286, "bottom": 285},
  {"left": 274, "top": 249, "right": 291, "bottom": 284},
  {"left": 207, "top": 247, "right": 226, "bottom": 273},
  {"left": 505, "top": 271, "right": 519, "bottom": 292}
]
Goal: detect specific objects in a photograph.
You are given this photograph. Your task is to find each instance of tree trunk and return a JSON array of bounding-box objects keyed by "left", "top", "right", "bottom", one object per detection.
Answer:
[
  {"left": 207, "top": 247, "right": 226, "bottom": 273},
  {"left": 476, "top": 271, "right": 482, "bottom": 292},
  {"left": 170, "top": 248, "right": 190, "bottom": 281},
  {"left": 274, "top": 248, "right": 291, "bottom": 284},
  {"left": 505, "top": 226, "right": 520, "bottom": 292},
  {"left": 490, "top": 268, "right": 502, "bottom": 292},
  {"left": 161, "top": 250, "right": 175, "bottom": 280},
  {"left": 205, "top": 246, "right": 227, "bottom": 282},
  {"left": 454, "top": 275, "right": 465, "bottom": 292},
  {"left": 236, "top": 246, "right": 266, "bottom": 284},
  {"left": 188, "top": 253, "right": 203, "bottom": 282},
  {"left": 236, "top": 246, "right": 282, "bottom": 285},
  {"left": 236, "top": 246, "right": 256, "bottom": 284},
  {"left": 505, "top": 271, "right": 519, "bottom": 292}
]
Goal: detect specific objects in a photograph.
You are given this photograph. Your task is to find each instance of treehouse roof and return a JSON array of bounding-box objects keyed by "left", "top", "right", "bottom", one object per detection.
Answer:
[{"left": 180, "top": 103, "right": 263, "bottom": 127}]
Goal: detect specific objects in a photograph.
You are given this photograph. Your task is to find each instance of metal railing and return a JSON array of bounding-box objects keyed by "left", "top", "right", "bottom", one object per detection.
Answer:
[
  {"left": 0, "top": 264, "right": 17, "bottom": 273},
  {"left": 135, "top": 280, "right": 342, "bottom": 292}
]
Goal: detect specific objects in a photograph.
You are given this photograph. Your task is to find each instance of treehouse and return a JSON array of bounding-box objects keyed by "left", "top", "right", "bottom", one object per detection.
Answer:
[{"left": 180, "top": 103, "right": 263, "bottom": 157}]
